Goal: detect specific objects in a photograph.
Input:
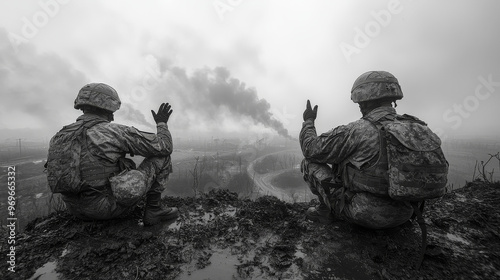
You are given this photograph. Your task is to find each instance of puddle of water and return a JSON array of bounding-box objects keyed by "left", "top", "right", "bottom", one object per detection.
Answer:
[
  {"left": 167, "top": 220, "right": 182, "bottom": 230},
  {"left": 446, "top": 233, "right": 470, "bottom": 245},
  {"left": 28, "top": 261, "right": 60, "bottom": 280},
  {"left": 179, "top": 249, "right": 240, "bottom": 280},
  {"left": 28, "top": 248, "right": 69, "bottom": 280},
  {"left": 294, "top": 249, "right": 305, "bottom": 259},
  {"left": 321, "top": 253, "right": 373, "bottom": 280}
]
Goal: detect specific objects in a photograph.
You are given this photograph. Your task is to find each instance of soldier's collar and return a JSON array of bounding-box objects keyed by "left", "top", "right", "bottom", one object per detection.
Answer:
[
  {"left": 363, "top": 106, "right": 396, "bottom": 122},
  {"left": 77, "top": 113, "right": 111, "bottom": 122}
]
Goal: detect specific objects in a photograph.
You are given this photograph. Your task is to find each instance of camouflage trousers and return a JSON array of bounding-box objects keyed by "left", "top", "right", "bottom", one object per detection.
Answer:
[
  {"left": 301, "top": 159, "right": 413, "bottom": 229},
  {"left": 301, "top": 159, "right": 347, "bottom": 217},
  {"left": 63, "top": 156, "right": 172, "bottom": 221}
]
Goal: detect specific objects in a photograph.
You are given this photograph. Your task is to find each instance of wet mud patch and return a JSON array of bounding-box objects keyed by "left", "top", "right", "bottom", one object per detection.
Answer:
[{"left": 3, "top": 184, "right": 500, "bottom": 280}]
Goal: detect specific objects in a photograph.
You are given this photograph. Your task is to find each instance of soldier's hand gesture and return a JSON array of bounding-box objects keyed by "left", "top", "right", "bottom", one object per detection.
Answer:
[
  {"left": 303, "top": 100, "right": 318, "bottom": 121},
  {"left": 151, "top": 103, "right": 173, "bottom": 124}
]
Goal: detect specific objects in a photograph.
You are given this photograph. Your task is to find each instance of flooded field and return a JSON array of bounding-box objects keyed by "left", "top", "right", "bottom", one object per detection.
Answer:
[{"left": 1, "top": 139, "right": 498, "bottom": 232}]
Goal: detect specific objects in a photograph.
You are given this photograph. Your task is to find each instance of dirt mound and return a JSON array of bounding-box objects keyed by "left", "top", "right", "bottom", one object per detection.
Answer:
[{"left": 2, "top": 183, "right": 500, "bottom": 280}]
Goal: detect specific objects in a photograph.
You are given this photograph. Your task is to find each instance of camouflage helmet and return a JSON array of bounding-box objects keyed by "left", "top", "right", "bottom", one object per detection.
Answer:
[
  {"left": 74, "top": 83, "right": 121, "bottom": 112},
  {"left": 350, "top": 71, "right": 403, "bottom": 103}
]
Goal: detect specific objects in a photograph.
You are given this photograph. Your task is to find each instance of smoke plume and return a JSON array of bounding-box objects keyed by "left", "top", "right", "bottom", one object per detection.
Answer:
[
  {"left": 115, "top": 103, "right": 155, "bottom": 130},
  {"left": 161, "top": 66, "right": 294, "bottom": 139},
  {"left": 1, "top": 27, "right": 293, "bottom": 139}
]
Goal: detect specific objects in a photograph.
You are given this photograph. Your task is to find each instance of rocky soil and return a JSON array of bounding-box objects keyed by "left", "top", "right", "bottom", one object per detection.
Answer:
[{"left": 2, "top": 181, "right": 499, "bottom": 280}]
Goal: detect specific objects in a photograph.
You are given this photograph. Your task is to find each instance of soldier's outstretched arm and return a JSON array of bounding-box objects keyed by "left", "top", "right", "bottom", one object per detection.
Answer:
[
  {"left": 86, "top": 102, "right": 174, "bottom": 158},
  {"left": 299, "top": 100, "right": 355, "bottom": 164},
  {"left": 123, "top": 102, "right": 175, "bottom": 156}
]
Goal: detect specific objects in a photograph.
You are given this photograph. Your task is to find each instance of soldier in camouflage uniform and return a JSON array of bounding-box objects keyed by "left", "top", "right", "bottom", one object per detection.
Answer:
[
  {"left": 48, "top": 83, "right": 178, "bottom": 226},
  {"left": 300, "top": 71, "right": 415, "bottom": 229}
]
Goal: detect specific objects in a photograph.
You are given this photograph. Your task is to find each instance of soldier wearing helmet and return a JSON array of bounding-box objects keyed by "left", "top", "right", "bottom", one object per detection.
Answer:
[
  {"left": 299, "top": 71, "right": 415, "bottom": 228},
  {"left": 47, "top": 83, "right": 178, "bottom": 226}
]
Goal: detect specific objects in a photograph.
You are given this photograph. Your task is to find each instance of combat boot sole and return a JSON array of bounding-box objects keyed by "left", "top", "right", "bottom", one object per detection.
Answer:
[
  {"left": 143, "top": 207, "right": 179, "bottom": 226},
  {"left": 306, "top": 207, "right": 334, "bottom": 225}
]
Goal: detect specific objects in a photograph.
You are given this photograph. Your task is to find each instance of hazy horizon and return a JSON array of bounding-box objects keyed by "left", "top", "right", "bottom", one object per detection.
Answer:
[{"left": 1, "top": 1, "right": 500, "bottom": 142}]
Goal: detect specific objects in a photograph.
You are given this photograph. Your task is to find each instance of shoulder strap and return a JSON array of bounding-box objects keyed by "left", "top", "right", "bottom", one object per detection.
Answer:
[
  {"left": 79, "top": 118, "right": 109, "bottom": 152},
  {"left": 362, "top": 117, "right": 389, "bottom": 170},
  {"left": 397, "top": 114, "right": 427, "bottom": 126},
  {"left": 340, "top": 117, "right": 391, "bottom": 196}
]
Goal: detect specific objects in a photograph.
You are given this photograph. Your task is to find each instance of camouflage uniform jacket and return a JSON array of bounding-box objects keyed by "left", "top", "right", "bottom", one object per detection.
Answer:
[
  {"left": 300, "top": 106, "right": 397, "bottom": 175},
  {"left": 82, "top": 113, "right": 173, "bottom": 163},
  {"left": 72, "top": 113, "right": 173, "bottom": 188}
]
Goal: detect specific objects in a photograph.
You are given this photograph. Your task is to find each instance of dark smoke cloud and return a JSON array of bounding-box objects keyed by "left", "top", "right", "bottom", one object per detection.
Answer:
[
  {"left": 161, "top": 66, "right": 294, "bottom": 139},
  {"left": 1, "top": 27, "right": 292, "bottom": 139},
  {"left": 115, "top": 103, "right": 155, "bottom": 130}
]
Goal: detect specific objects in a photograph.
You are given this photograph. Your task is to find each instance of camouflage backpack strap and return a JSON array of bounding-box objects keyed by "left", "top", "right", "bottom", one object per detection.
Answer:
[{"left": 342, "top": 115, "right": 392, "bottom": 197}]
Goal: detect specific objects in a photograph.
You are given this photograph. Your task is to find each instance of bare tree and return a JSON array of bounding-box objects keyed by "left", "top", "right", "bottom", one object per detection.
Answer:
[
  {"left": 190, "top": 157, "right": 200, "bottom": 197},
  {"left": 190, "top": 156, "right": 207, "bottom": 197},
  {"left": 472, "top": 152, "right": 500, "bottom": 183}
]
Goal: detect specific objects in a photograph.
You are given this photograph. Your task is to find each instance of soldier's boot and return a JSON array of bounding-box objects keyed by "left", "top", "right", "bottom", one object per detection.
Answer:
[
  {"left": 143, "top": 192, "right": 179, "bottom": 226},
  {"left": 306, "top": 196, "right": 333, "bottom": 225}
]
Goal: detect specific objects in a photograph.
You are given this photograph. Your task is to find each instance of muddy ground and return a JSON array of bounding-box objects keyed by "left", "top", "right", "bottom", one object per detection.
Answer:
[{"left": 2, "top": 181, "right": 499, "bottom": 280}]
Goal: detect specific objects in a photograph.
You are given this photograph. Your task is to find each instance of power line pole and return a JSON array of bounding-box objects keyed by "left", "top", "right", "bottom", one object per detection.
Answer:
[{"left": 17, "top": 138, "right": 22, "bottom": 156}]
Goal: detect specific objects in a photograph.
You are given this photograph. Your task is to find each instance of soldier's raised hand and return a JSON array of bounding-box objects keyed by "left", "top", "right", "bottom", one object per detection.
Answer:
[
  {"left": 151, "top": 103, "right": 173, "bottom": 124},
  {"left": 303, "top": 100, "right": 318, "bottom": 121}
]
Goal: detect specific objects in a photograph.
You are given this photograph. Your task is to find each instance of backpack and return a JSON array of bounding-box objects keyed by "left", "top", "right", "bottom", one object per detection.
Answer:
[
  {"left": 382, "top": 115, "right": 448, "bottom": 201},
  {"left": 46, "top": 118, "right": 107, "bottom": 194},
  {"left": 372, "top": 114, "right": 448, "bottom": 268}
]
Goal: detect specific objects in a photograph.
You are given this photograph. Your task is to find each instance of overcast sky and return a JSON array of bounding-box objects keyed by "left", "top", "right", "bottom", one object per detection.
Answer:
[{"left": 1, "top": 0, "right": 499, "bottom": 142}]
